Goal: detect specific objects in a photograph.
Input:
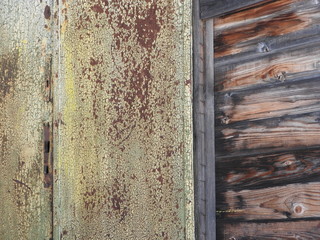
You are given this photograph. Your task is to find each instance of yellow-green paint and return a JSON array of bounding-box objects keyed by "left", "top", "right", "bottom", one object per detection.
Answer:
[
  {"left": 1, "top": 0, "right": 193, "bottom": 239},
  {"left": 53, "top": 0, "right": 193, "bottom": 239},
  {"left": 0, "top": 1, "right": 53, "bottom": 239}
]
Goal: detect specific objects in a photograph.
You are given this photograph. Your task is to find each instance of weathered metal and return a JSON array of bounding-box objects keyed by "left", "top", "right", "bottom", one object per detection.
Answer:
[
  {"left": 52, "top": 0, "right": 194, "bottom": 239},
  {"left": 0, "top": 1, "right": 53, "bottom": 239},
  {"left": 1, "top": 0, "right": 193, "bottom": 239}
]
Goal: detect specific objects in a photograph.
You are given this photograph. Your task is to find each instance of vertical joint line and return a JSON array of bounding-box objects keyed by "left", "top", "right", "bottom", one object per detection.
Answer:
[
  {"left": 43, "top": 122, "right": 53, "bottom": 188},
  {"left": 45, "top": 55, "right": 53, "bottom": 103}
]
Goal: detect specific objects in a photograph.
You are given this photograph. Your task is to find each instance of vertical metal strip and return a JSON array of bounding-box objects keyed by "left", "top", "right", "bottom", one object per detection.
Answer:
[{"left": 204, "top": 18, "right": 216, "bottom": 240}]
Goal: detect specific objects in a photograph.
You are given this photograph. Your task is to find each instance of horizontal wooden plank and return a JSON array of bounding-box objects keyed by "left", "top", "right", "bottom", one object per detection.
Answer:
[
  {"left": 216, "top": 149, "right": 320, "bottom": 192},
  {"left": 217, "top": 220, "right": 320, "bottom": 239},
  {"left": 200, "top": 0, "right": 265, "bottom": 19},
  {"left": 216, "top": 112, "right": 320, "bottom": 156},
  {"left": 215, "top": 41, "right": 320, "bottom": 92},
  {"left": 218, "top": 182, "right": 320, "bottom": 220},
  {"left": 215, "top": 0, "right": 320, "bottom": 60},
  {"left": 216, "top": 77, "right": 320, "bottom": 124}
]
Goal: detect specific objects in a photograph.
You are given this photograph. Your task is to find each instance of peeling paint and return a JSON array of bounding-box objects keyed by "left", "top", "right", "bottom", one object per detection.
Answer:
[
  {"left": 0, "top": 0, "right": 193, "bottom": 239},
  {"left": 0, "top": 1, "right": 53, "bottom": 239},
  {"left": 53, "top": 0, "right": 193, "bottom": 239}
]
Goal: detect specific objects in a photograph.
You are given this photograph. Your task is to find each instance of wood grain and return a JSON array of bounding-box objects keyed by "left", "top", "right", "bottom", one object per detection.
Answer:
[
  {"left": 216, "top": 149, "right": 320, "bottom": 192},
  {"left": 213, "top": 0, "right": 320, "bottom": 237},
  {"left": 193, "top": 0, "right": 207, "bottom": 238},
  {"left": 215, "top": 0, "right": 320, "bottom": 59},
  {"left": 216, "top": 77, "right": 320, "bottom": 124},
  {"left": 216, "top": 112, "right": 320, "bottom": 156},
  {"left": 218, "top": 182, "right": 320, "bottom": 220},
  {"left": 200, "top": 0, "right": 265, "bottom": 19},
  {"left": 218, "top": 220, "right": 320, "bottom": 240},
  {"left": 204, "top": 18, "right": 216, "bottom": 240},
  {"left": 215, "top": 43, "right": 320, "bottom": 92}
]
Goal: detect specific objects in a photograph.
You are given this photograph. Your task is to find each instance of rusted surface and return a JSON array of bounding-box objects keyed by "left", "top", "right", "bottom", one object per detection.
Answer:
[
  {"left": 0, "top": 1, "right": 53, "bottom": 239},
  {"left": 53, "top": 0, "right": 193, "bottom": 239}
]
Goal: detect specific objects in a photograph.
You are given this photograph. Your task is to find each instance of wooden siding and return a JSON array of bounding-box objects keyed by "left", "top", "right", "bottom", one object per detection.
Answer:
[
  {"left": 214, "top": 0, "right": 320, "bottom": 238},
  {"left": 193, "top": 0, "right": 208, "bottom": 239},
  {"left": 200, "top": 0, "right": 265, "bottom": 19}
]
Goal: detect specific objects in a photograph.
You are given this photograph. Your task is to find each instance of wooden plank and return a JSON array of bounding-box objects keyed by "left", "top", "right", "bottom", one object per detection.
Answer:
[
  {"left": 193, "top": 0, "right": 206, "bottom": 238},
  {"left": 0, "top": 1, "right": 53, "bottom": 239},
  {"left": 216, "top": 149, "right": 320, "bottom": 192},
  {"left": 200, "top": 0, "right": 265, "bottom": 19},
  {"left": 215, "top": 0, "right": 320, "bottom": 60},
  {"left": 53, "top": 0, "right": 194, "bottom": 239},
  {"left": 217, "top": 220, "right": 320, "bottom": 239},
  {"left": 215, "top": 42, "right": 320, "bottom": 92},
  {"left": 204, "top": 18, "right": 216, "bottom": 240},
  {"left": 216, "top": 77, "right": 320, "bottom": 124},
  {"left": 218, "top": 182, "right": 320, "bottom": 220},
  {"left": 216, "top": 112, "right": 320, "bottom": 156}
]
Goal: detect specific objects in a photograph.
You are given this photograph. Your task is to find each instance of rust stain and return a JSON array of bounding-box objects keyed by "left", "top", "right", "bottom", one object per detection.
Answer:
[
  {"left": 54, "top": 0, "right": 193, "bottom": 239},
  {"left": 91, "top": 4, "right": 104, "bottom": 14},
  {"left": 44, "top": 5, "right": 51, "bottom": 19},
  {"left": 0, "top": 51, "right": 18, "bottom": 101},
  {"left": 135, "top": 3, "right": 161, "bottom": 48},
  {"left": 0, "top": 1, "right": 53, "bottom": 239}
]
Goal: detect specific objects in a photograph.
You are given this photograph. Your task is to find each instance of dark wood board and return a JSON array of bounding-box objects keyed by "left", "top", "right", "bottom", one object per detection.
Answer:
[
  {"left": 216, "top": 111, "right": 320, "bottom": 156},
  {"left": 214, "top": 0, "right": 320, "bottom": 61},
  {"left": 216, "top": 149, "right": 320, "bottom": 192},
  {"left": 213, "top": 0, "right": 320, "bottom": 237},
  {"left": 200, "top": 0, "right": 265, "bottom": 19},
  {"left": 204, "top": 18, "right": 217, "bottom": 240},
  {"left": 215, "top": 76, "right": 320, "bottom": 124},
  {"left": 193, "top": 0, "right": 207, "bottom": 238},
  {"left": 217, "top": 182, "right": 320, "bottom": 220},
  {"left": 217, "top": 220, "right": 320, "bottom": 239},
  {"left": 215, "top": 42, "right": 320, "bottom": 92}
]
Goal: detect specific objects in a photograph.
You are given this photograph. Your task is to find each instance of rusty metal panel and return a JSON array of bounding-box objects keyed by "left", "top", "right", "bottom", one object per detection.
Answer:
[
  {"left": 0, "top": 1, "right": 53, "bottom": 239},
  {"left": 53, "top": 0, "right": 194, "bottom": 239}
]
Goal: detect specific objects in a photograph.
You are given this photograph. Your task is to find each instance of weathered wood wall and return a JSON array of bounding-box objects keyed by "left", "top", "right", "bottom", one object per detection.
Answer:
[
  {"left": 213, "top": 0, "right": 320, "bottom": 238},
  {"left": 200, "top": 0, "right": 265, "bottom": 19},
  {"left": 52, "top": 0, "right": 194, "bottom": 239},
  {"left": 0, "top": 1, "right": 53, "bottom": 239}
]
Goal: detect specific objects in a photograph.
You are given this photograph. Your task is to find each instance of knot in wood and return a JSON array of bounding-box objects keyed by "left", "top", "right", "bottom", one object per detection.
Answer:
[{"left": 293, "top": 203, "right": 305, "bottom": 215}]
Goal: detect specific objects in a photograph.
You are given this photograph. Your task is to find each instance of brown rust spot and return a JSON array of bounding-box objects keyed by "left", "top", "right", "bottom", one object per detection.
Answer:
[
  {"left": 91, "top": 4, "right": 104, "bottom": 14},
  {"left": 135, "top": 3, "right": 161, "bottom": 48},
  {"left": 44, "top": 5, "right": 51, "bottom": 19},
  {"left": 89, "top": 57, "right": 101, "bottom": 66}
]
